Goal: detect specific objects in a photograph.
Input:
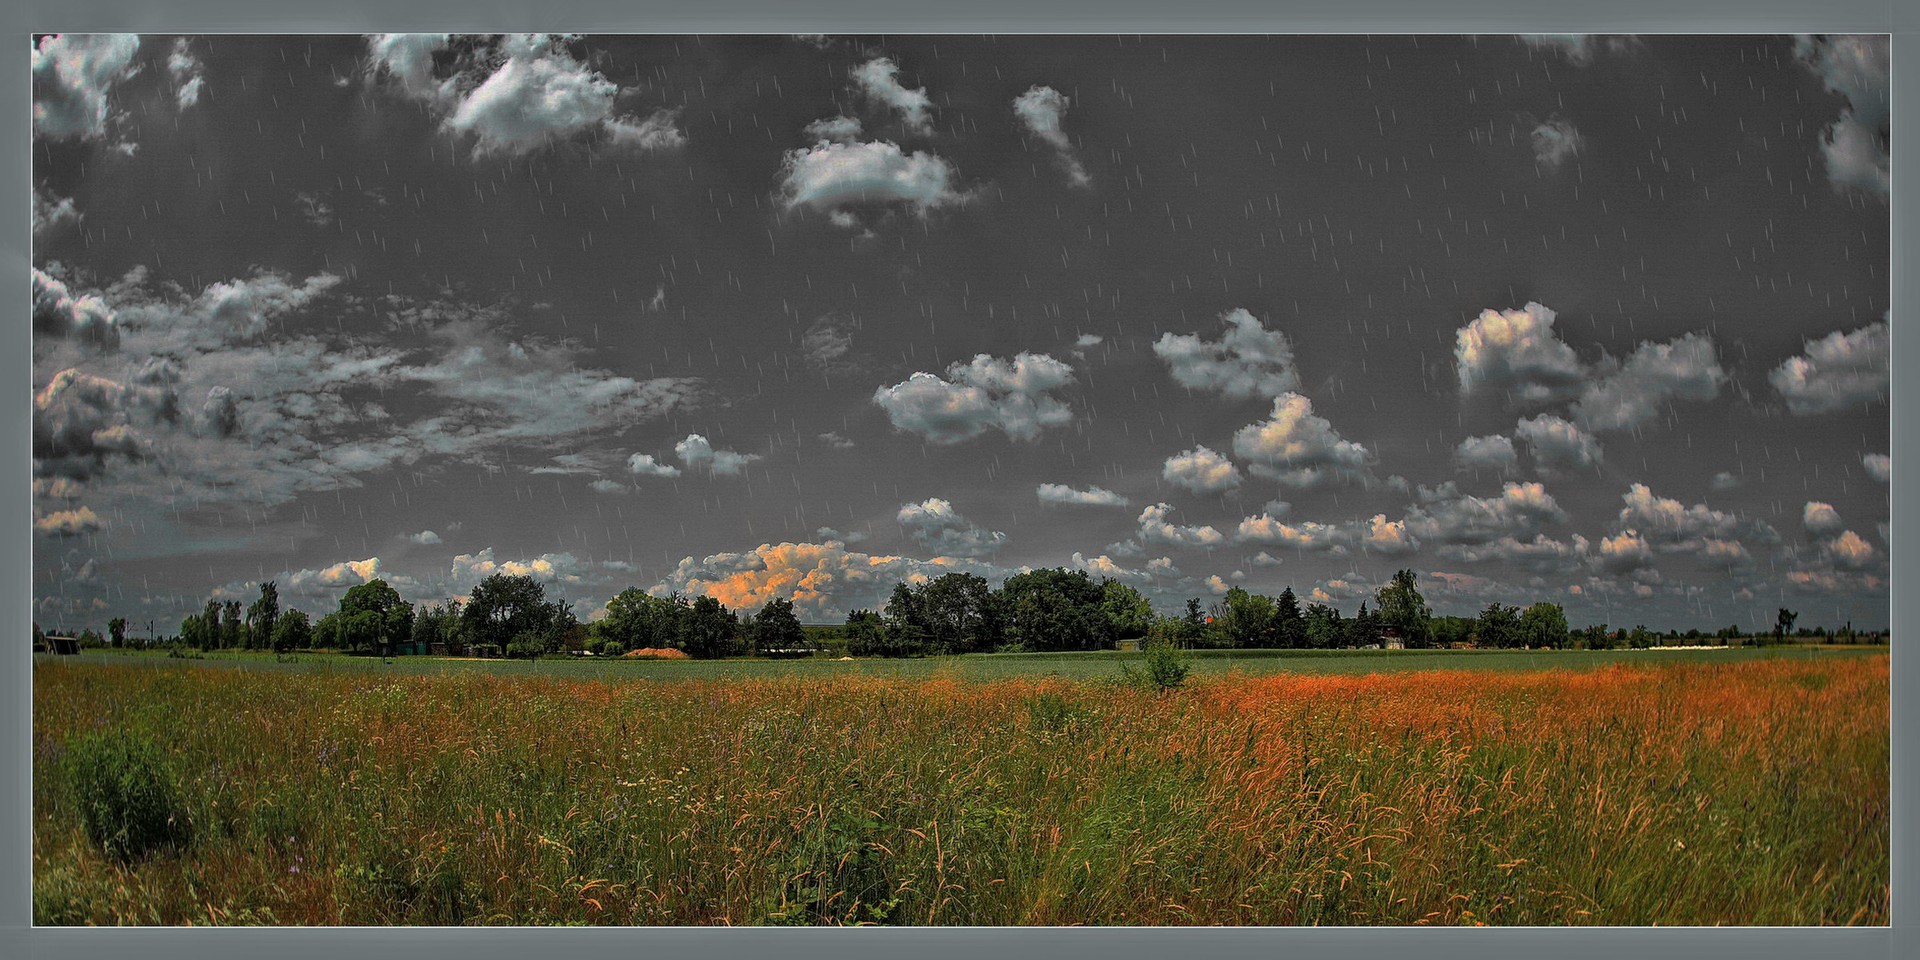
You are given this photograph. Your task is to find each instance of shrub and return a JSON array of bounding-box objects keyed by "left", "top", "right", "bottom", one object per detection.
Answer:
[
  {"left": 506, "top": 633, "right": 549, "bottom": 659},
  {"left": 62, "top": 730, "right": 191, "bottom": 862},
  {"left": 1121, "top": 639, "right": 1191, "bottom": 694}
]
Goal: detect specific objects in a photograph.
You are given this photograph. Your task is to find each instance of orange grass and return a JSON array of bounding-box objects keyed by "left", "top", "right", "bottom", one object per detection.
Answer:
[{"left": 32, "top": 656, "right": 1888, "bottom": 925}]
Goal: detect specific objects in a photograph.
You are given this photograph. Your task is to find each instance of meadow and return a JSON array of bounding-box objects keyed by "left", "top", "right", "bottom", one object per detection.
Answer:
[
  {"left": 32, "top": 652, "right": 1889, "bottom": 926},
  {"left": 48, "top": 642, "right": 1875, "bottom": 681}
]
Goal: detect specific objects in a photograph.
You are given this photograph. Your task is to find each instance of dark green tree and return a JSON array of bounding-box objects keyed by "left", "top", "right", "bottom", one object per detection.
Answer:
[
  {"left": 593, "top": 588, "right": 687, "bottom": 652},
  {"left": 882, "top": 582, "right": 933, "bottom": 656},
  {"left": 747, "top": 597, "right": 808, "bottom": 655},
  {"left": 412, "top": 602, "right": 449, "bottom": 651},
  {"left": 1274, "top": 587, "right": 1305, "bottom": 648},
  {"left": 272, "top": 608, "right": 311, "bottom": 653},
  {"left": 1178, "top": 598, "right": 1209, "bottom": 649},
  {"left": 108, "top": 617, "right": 127, "bottom": 649},
  {"left": 999, "top": 568, "right": 1114, "bottom": 651},
  {"left": 681, "top": 595, "right": 741, "bottom": 659},
  {"left": 460, "top": 574, "right": 568, "bottom": 656},
  {"left": 1430, "top": 615, "right": 1474, "bottom": 648},
  {"left": 246, "top": 581, "right": 280, "bottom": 651},
  {"left": 312, "top": 612, "right": 342, "bottom": 649},
  {"left": 1373, "top": 569, "right": 1433, "bottom": 647},
  {"left": 1099, "top": 580, "right": 1156, "bottom": 642},
  {"left": 1518, "top": 602, "right": 1569, "bottom": 649},
  {"left": 199, "top": 600, "right": 221, "bottom": 648},
  {"left": 844, "top": 609, "right": 889, "bottom": 656},
  {"left": 918, "top": 572, "right": 996, "bottom": 654},
  {"left": 1774, "top": 608, "right": 1799, "bottom": 645},
  {"left": 1215, "top": 587, "right": 1278, "bottom": 648},
  {"left": 1346, "top": 600, "right": 1381, "bottom": 648},
  {"left": 1302, "top": 602, "right": 1344, "bottom": 649},
  {"left": 333, "top": 578, "right": 417, "bottom": 653},
  {"left": 1473, "top": 603, "right": 1519, "bottom": 648},
  {"left": 221, "top": 600, "right": 245, "bottom": 650}
]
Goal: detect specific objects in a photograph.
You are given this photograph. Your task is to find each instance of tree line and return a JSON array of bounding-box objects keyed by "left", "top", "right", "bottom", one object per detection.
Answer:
[{"left": 36, "top": 567, "right": 1886, "bottom": 660}]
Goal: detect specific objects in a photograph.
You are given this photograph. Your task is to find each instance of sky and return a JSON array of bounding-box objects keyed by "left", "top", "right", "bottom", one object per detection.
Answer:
[{"left": 29, "top": 33, "right": 1891, "bottom": 634}]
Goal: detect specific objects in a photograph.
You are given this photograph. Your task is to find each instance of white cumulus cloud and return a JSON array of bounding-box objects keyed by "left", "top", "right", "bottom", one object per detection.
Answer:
[
  {"left": 1572, "top": 333, "right": 1726, "bottom": 431},
  {"left": 1013, "top": 85, "right": 1090, "bottom": 187},
  {"left": 1531, "top": 117, "right": 1583, "bottom": 167},
  {"left": 604, "top": 108, "right": 687, "bottom": 152},
  {"left": 1862, "top": 453, "right": 1890, "bottom": 483},
  {"left": 1769, "top": 322, "right": 1889, "bottom": 415},
  {"left": 674, "top": 433, "right": 759, "bottom": 477},
  {"left": 1231, "top": 393, "right": 1371, "bottom": 487},
  {"left": 1455, "top": 302, "right": 1585, "bottom": 405},
  {"left": 32, "top": 34, "right": 140, "bottom": 139},
  {"left": 1796, "top": 35, "right": 1889, "bottom": 198},
  {"left": 873, "top": 352, "right": 1075, "bottom": 444},
  {"left": 1454, "top": 434, "right": 1518, "bottom": 472},
  {"left": 852, "top": 57, "right": 934, "bottom": 133},
  {"left": 1802, "top": 502, "right": 1845, "bottom": 537},
  {"left": 1138, "top": 503, "right": 1225, "bottom": 548},
  {"left": 897, "top": 498, "right": 1008, "bottom": 558},
  {"left": 779, "top": 139, "right": 964, "bottom": 215},
  {"left": 1037, "top": 483, "right": 1129, "bottom": 507},
  {"left": 1515, "top": 414, "right": 1602, "bottom": 472},
  {"left": 1153, "top": 308, "right": 1299, "bottom": 398},
  {"left": 627, "top": 453, "right": 682, "bottom": 478},
  {"left": 1161, "top": 446, "right": 1242, "bottom": 495}
]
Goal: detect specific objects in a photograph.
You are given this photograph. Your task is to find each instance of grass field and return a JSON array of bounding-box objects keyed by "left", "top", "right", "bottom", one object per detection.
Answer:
[
  {"left": 32, "top": 652, "right": 1888, "bottom": 926},
  {"left": 47, "top": 642, "right": 1882, "bottom": 682}
]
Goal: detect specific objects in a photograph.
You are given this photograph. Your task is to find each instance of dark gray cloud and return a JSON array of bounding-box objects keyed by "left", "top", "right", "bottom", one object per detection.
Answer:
[{"left": 29, "top": 35, "right": 1887, "bottom": 632}]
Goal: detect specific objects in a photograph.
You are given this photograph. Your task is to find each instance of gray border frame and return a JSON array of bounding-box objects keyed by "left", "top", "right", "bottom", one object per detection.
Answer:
[{"left": 7, "top": 2, "right": 1909, "bottom": 958}]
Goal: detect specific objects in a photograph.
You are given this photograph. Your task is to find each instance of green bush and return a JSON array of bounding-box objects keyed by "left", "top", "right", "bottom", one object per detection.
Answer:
[
  {"left": 506, "top": 633, "right": 549, "bottom": 659},
  {"left": 62, "top": 730, "right": 191, "bottom": 862},
  {"left": 1121, "top": 639, "right": 1190, "bottom": 694}
]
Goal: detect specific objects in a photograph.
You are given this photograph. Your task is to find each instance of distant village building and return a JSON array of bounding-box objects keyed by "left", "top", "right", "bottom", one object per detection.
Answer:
[
  {"left": 1381, "top": 627, "right": 1406, "bottom": 650},
  {"left": 1115, "top": 638, "right": 1142, "bottom": 653}
]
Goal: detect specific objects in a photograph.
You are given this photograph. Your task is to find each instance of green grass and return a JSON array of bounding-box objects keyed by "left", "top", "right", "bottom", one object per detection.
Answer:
[{"left": 47, "top": 643, "right": 1883, "bottom": 683}]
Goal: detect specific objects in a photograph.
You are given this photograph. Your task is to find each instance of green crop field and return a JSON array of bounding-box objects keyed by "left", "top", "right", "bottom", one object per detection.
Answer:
[{"left": 44, "top": 642, "right": 1880, "bottom": 683}]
